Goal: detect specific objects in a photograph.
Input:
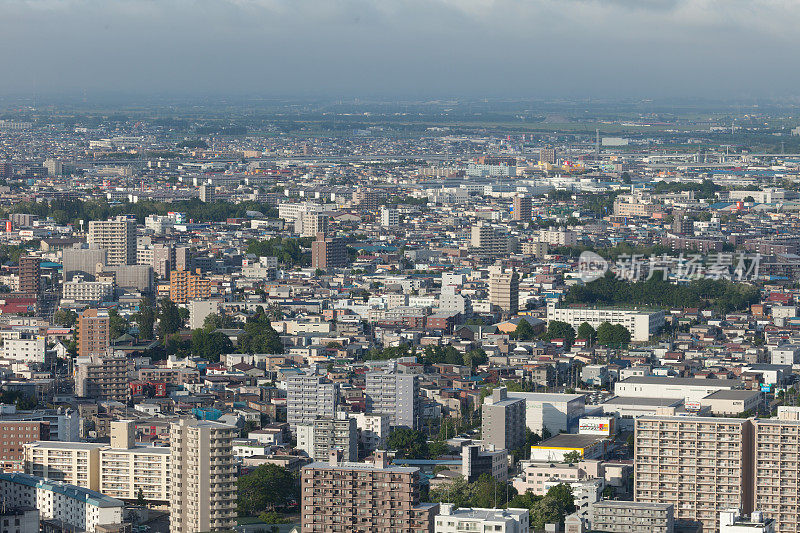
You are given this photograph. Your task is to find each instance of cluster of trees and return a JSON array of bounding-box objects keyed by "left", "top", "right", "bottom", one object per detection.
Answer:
[
  {"left": 508, "top": 484, "right": 576, "bottom": 530},
  {"left": 542, "top": 321, "right": 576, "bottom": 347},
  {"left": 564, "top": 272, "right": 760, "bottom": 313},
  {"left": 4, "top": 198, "right": 278, "bottom": 226},
  {"left": 596, "top": 322, "right": 631, "bottom": 347},
  {"left": 387, "top": 428, "right": 448, "bottom": 460},
  {"left": 237, "top": 464, "right": 298, "bottom": 517},
  {"left": 651, "top": 178, "right": 721, "bottom": 199},
  {"left": 429, "top": 474, "right": 517, "bottom": 509},
  {"left": 245, "top": 237, "right": 313, "bottom": 267},
  {"left": 364, "top": 344, "right": 487, "bottom": 368}
]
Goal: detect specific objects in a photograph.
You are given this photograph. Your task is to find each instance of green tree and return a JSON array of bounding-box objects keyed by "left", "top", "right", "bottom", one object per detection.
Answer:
[
  {"left": 596, "top": 322, "right": 631, "bottom": 347},
  {"left": 238, "top": 311, "right": 283, "bottom": 354},
  {"left": 52, "top": 308, "right": 78, "bottom": 328},
  {"left": 203, "top": 312, "right": 238, "bottom": 331},
  {"left": 544, "top": 320, "right": 576, "bottom": 348},
  {"left": 157, "top": 298, "right": 182, "bottom": 339},
  {"left": 387, "top": 428, "right": 429, "bottom": 459},
  {"left": 576, "top": 322, "right": 596, "bottom": 343},
  {"left": 237, "top": 464, "right": 298, "bottom": 515},
  {"left": 191, "top": 329, "right": 234, "bottom": 362},
  {"left": 428, "top": 440, "right": 450, "bottom": 458},
  {"left": 107, "top": 308, "right": 129, "bottom": 339},
  {"left": 429, "top": 474, "right": 516, "bottom": 509},
  {"left": 134, "top": 297, "right": 156, "bottom": 340},
  {"left": 464, "top": 348, "right": 488, "bottom": 368},
  {"left": 562, "top": 451, "right": 581, "bottom": 464},
  {"left": 257, "top": 511, "right": 290, "bottom": 524},
  {"left": 514, "top": 319, "right": 537, "bottom": 341}
]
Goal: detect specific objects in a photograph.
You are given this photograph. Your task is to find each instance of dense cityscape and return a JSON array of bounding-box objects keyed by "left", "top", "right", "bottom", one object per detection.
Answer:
[{"left": 0, "top": 99, "right": 795, "bottom": 533}]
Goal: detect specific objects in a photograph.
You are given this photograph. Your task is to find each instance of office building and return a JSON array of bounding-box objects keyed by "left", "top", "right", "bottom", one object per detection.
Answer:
[
  {"left": 434, "top": 504, "right": 529, "bottom": 533},
  {"left": 296, "top": 412, "right": 358, "bottom": 463},
  {"left": 634, "top": 415, "right": 754, "bottom": 533},
  {"left": 62, "top": 245, "right": 107, "bottom": 281},
  {"left": 512, "top": 194, "right": 532, "bottom": 221},
  {"left": 169, "top": 268, "right": 211, "bottom": 304},
  {"left": 311, "top": 233, "right": 347, "bottom": 271},
  {"left": 169, "top": 419, "right": 237, "bottom": 533},
  {"left": 87, "top": 217, "right": 136, "bottom": 266},
  {"left": 547, "top": 303, "right": 665, "bottom": 342},
  {"left": 286, "top": 374, "right": 338, "bottom": 431},
  {"left": 461, "top": 444, "right": 508, "bottom": 482},
  {"left": 0, "top": 472, "right": 125, "bottom": 533},
  {"left": 505, "top": 392, "right": 585, "bottom": 435},
  {"left": 77, "top": 309, "right": 110, "bottom": 358},
  {"left": 481, "top": 387, "right": 525, "bottom": 452},
  {"left": 300, "top": 449, "right": 438, "bottom": 533},
  {"left": 0, "top": 421, "right": 49, "bottom": 472},
  {"left": 365, "top": 371, "right": 420, "bottom": 430},
  {"left": 489, "top": 266, "right": 519, "bottom": 316}
]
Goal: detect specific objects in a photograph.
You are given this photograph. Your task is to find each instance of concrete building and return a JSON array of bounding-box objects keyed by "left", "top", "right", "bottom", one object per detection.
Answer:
[
  {"left": 169, "top": 268, "right": 210, "bottom": 304},
  {"left": 0, "top": 421, "right": 49, "bottom": 472},
  {"left": 62, "top": 277, "right": 115, "bottom": 304},
  {"left": 77, "top": 309, "right": 110, "bottom": 359},
  {"left": 434, "top": 504, "right": 529, "bottom": 533},
  {"left": 298, "top": 212, "right": 329, "bottom": 237},
  {"left": 296, "top": 412, "right": 357, "bottom": 463},
  {"left": 590, "top": 500, "right": 675, "bottom": 533},
  {"left": 61, "top": 246, "right": 107, "bottom": 281},
  {"left": 634, "top": 415, "right": 754, "bottom": 533},
  {"left": 300, "top": 449, "right": 439, "bottom": 533},
  {"left": 169, "top": 419, "right": 237, "bottom": 533},
  {"left": 349, "top": 413, "right": 389, "bottom": 454},
  {"left": 311, "top": 232, "right": 347, "bottom": 271},
  {"left": 0, "top": 472, "right": 125, "bottom": 533},
  {"left": 199, "top": 184, "right": 215, "bottom": 203},
  {"left": 482, "top": 387, "right": 525, "bottom": 451},
  {"left": 365, "top": 371, "right": 420, "bottom": 430},
  {"left": 188, "top": 299, "right": 222, "bottom": 330},
  {"left": 98, "top": 421, "right": 170, "bottom": 503},
  {"left": 506, "top": 392, "right": 585, "bottom": 435},
  {"left": 380, "top": 207, "right": 399, "bottom": 227},
  {"left": 489, "top": 266, "right": 519, "bottom": 316},
  {"left": 754, "top": 416, "right": 800, "bottom": 533},
  {"left": 17, "top": 256, "right": 40, "bottom": 298},
  {"left": 461, "top": 444, "right": 508, "bottom": 482},
  {"left": 286, "top": 374, "right": 338, "bottom": 431},
  {"left": 538, "top": 228, "right": 577, "bottom": 247},
  {"left": 614, "top": 376, "right": 741, "bottom": 402},
  {"left": 0, "top": 408, "right": 79, "bottom": 442},
  {"left": 75, "top": 356, "right": 133, "bottom": 401},
  {"left": 471, "top": 223, "right": 516, "bottom": 257},
  {"left": 512, "top": 194, "right": 532, "bottom": 221},
  {"left": 24, "top": 441, "right": 103, "bottom": 490},
  {"left": 547, "top": 304, "right": 665, "bottom": 342},
  {"left": 87, "top": 217, "right": 136, "bottom": 266},
  {"left": 0, "top": 507, "right": 38, "bottom": 533},
  {"left": 3, "top": 336, "right": 47, "bottom": 364},
  {"left": 720, "top": 509, "right": 775, "bottom": 533}
]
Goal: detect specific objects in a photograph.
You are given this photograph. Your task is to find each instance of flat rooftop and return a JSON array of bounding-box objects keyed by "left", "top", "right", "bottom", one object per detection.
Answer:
[
  {"left": 506, "top": 392, "right": 585, "bottom": 403},
  {"left": 602, "top": 396, "right": 682, "bottom": 407},
  {"left": 618, "top": 376, "right": 741, "bottom": 387},
  {"left": 703, "top": 389, "right": 761, "bottom": 400},
  {"left": 534, "top": 434, "right": 607, "bottom": 449}
]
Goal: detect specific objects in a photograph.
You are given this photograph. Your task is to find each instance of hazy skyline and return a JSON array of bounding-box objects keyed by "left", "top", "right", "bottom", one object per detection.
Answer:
[{"left": 1, "top": 0, "right": 799, "bottom": 99}]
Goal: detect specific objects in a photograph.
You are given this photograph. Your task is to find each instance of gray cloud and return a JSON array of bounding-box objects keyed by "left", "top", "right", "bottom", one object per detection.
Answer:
[{"left": 0, "top": 0, "right": 797, "bottom": 99}]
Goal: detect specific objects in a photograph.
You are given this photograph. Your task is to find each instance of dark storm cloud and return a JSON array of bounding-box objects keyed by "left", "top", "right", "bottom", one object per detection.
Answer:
[{"left": 0, "top": 0, "right": 797, "bottom": 98}]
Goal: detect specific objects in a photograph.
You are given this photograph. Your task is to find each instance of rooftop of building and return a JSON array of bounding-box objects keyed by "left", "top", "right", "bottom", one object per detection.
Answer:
[
  {"left": 0, "top": 473, "right": 124, "bottom": 508},
  {"left": 303, "top": 460, "right": 419, "bottom": 474},
  {"left": 602, "top": 395, "right": 682, "bottom": 407},
  {"left": 702, "top": 389, "right": 761, "bottom": 400},
  {"left": 618, "top": 376, "right": 741, "bottom": 387},
  {"left": 505, "top": 391, "right": 585, "bottom": 403},
  {"left": 534, "top": 434, "right": 607, "bottom": 449}
]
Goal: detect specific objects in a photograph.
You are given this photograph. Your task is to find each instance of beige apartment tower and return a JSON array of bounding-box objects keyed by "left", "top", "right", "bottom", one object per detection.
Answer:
[
  {"left": 489, "top": 266, "right": 519, "bottom": 316},
  {"left": 169, "top": 419, "right": 237, "bottom": 533},
  {"left": 754, "top": 414, "right": 800, "bottom": 533},
  {"left": 634, "top": 415, "right": 754, "bottom": 533},
  {"left": 88, "top": 216, "right": 137, "bottom": 266}
]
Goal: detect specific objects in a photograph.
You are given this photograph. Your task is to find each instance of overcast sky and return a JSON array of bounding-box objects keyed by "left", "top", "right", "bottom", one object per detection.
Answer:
[{"left": 0, "top": 0, "right": 798, "bottom": 100}]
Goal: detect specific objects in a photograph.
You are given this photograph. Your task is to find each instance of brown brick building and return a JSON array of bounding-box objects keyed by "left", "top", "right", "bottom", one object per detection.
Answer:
[
  {"left": 300, "top": 449, "right": 438, "bottom": 533},
  {"left": 0, "top": 421, "right": 49, "bottom": 472},
  {"left": 311, "top": 233, "right": 347, "bottom": 271},
  {"left": 78, "top": 309, "right": 110, "bottom": 358}
]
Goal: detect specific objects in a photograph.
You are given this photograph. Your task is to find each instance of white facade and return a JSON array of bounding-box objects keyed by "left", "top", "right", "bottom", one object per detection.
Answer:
[
  {"left": 3, "top": 337, "right": 46, "bottom": 364},
  {"left": 547, "top": 304, "right": 665, "bottom": 342},
  {"left": 435, "top": 504, "right": 529, "bottom": 533},
  {"left": 62, "top": 280, "right": 115, "bottom": 304},
  {"left": 380, "top": 207, "right": 399, "bottom": 227},
  {"left": 614, "top": 376, "right": 740, "bottom": 402},
  {"left": 350, "top": 413, "right": 389, "bottom": 453},
  {"left": 506, "top": 392, "right": 585, "bottom": 435}
]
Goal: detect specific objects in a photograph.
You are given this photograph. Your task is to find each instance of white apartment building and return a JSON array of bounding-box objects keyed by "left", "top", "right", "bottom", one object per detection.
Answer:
[
  {"left": 24, "top": 442, "right": 103, "bottom": 490},
  {"left": 365, "top": 371, "right": 420, "bottom": 429},
  {"left": 62, "top": 279, "right": 115, "bottom": 304},
  {"left": 3, "top": 336, "right": 46, "bottom": 364},
  {"left": 380, "top": 207, "right": 399, "bottom": 227},
  {"left": 286, "top": 374, "right": 338, "bottom": 432},
  {"left": 350, "top": 412, "right": 389, "bottom": 453},
  {"left": 0, "top": 472, "right": 125, "bottom": 533},
  {"left": 169, "top": 419, "right": 237, "bottom": 533},
  {"left": 538, "top": 228, "right": 578, "bottom": 247},
  {"left": 434, "top": 504, "right": 529, "bottom": 533},
  {"left": 634, "top": 415, "right": 753, "bottom": 533},
  {"left": 87, "top": 216, "right": 137, "bottom": 266},
  {"left": 547, "top": 304, "right": 665, "bottom": 342}
]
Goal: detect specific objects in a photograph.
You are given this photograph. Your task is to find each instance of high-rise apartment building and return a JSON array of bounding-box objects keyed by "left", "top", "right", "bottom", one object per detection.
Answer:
[
  {"left": 380, "top": 207, "right": 399, "bottom": 227},
  {"left": 589, "top": 501, "right": 675, "bottom": 533},
  {"left": 471, "top": 222, "right": 517, "bottom": 257},
  {"left": 88, "top": 216, "right": 136, "bottom": 266},
  {"left": 75, "top": 355, "right": 134, "bottom": 401},
  {"left": 298, "top": 212, "right": 329, "bottom": 238},
  {"left": 169, "top": 268, "right": 211, "bottom": 304},
  {"left": 297, "top": 412, "right": 358, "bottom": 463},
  {"left": 489, "top": 266, "right": 519, "bottom": 316},
  {"left": 540, "top": 147, "right": 557, "bottom": 164},
  {"left": 99, "top": 421, "right": 170, "bottom": 503},
  {"left": 754, "top": 414, "right": 800, "bottom": 533},
  {"left": 300, "top": 449, "right": 439, "bottom": 533},
  {"left": 311, "top": 232, "right": 347, "bottom": 271},
  {"left": 78, "top": 309, "right": 110, "bottom": 358},
  {"left": 286, "top": 374, "right": 338, "bottom": 432},
  {"left": 634, "top": 415, "right": 754, "bottom": 533},
  {"left": 169, "top": 419, "right": 237, "bottom": 533},
  {"left": 481, "top": 387, "right": 525, "bottom": 452},
  {"left": 0, "top": 421, "right": 49, "bottom": 472},
  {"left": 352, "top": 188, "right": 384, "bottom": 211},
  {"left": 365, "top": 371, "right": 420, "bottom": 430},
  {"left": 18, "top": 256, "right": 41, "bottom": 298},
  {"left": 24, "top": 441, "right": 104, "bottom": 489},
  {"left": 199, "top": 184, "right": 215, "bottom": 203},
  {"left": 512, "top": 194, "right": 532, "bottom": 221}
]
